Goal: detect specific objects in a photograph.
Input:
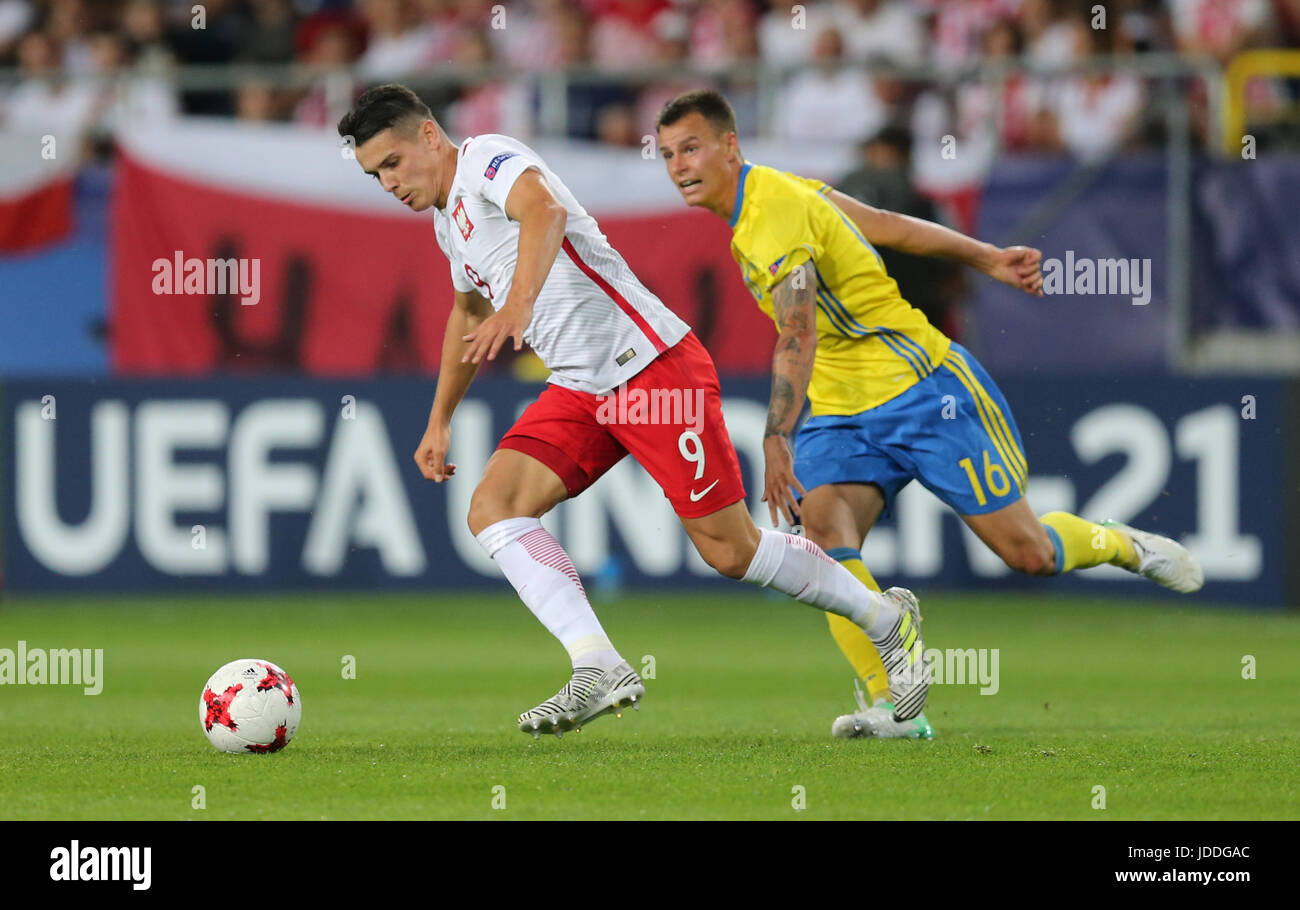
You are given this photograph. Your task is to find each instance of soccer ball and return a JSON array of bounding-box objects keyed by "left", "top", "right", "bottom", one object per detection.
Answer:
[{"left": 200, "top": 659, "right": 301, "bottom": 754}]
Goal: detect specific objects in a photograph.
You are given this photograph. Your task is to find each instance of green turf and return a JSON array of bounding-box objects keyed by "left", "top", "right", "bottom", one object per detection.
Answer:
[{"left": 0, "top": 590, "right": 1296, "bottom": 820}]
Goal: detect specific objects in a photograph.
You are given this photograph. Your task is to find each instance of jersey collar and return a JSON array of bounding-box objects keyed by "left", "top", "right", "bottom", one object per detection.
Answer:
[
  {"left": 727, "top": 161, "right": 752, "bottom": 229},
  {"left": 437, "top": 137, "right": 474, "bottom": 212}
]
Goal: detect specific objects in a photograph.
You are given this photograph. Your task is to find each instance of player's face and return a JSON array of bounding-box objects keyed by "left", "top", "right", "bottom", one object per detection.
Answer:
[
  {"left": 658, "top": 113, "right": 739, "bottom": 214},
  {"left": 356, "top": 121, "right": 447, "bottom": 212}
]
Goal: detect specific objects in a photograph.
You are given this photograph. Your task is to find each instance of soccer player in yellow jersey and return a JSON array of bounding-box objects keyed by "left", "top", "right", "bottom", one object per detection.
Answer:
[{"left": 656, "top": 90, "right": 1204, "bottom": 739}]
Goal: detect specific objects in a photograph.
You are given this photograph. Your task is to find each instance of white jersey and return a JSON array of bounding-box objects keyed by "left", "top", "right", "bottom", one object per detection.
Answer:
[{"left": 431, "top": 134, "right": 690, "bottom": 395}]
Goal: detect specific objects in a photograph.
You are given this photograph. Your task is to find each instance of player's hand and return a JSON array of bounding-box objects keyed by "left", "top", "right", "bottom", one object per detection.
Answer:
[
  {"left": 985, "top": 245, "right": 1044, "bottom": 297},
  {"left": 462, "top": 304, "right": 530, "bottom": 364},
  {"left": 761, "top": 435, "right": 807, "bottom": 527},
  {"left": 414, "top": 423, "right": 456, "bottom": 482}
]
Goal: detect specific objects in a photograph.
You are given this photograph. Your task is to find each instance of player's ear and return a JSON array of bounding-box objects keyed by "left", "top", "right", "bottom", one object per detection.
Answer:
[
  {"left": 726, "top": 131, "right": 741, "bottom": 163},
  {"left": 421, "top": 119, "right": 440, "bottom": 149}
]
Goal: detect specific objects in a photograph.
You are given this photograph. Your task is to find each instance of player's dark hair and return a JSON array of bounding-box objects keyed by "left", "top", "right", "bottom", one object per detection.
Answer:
[
  {"left": 655, "top": 89, "right": 737, "bottom": 137},
  {"left": 337, "top": 83, "right": 435, "bottom": 148}
]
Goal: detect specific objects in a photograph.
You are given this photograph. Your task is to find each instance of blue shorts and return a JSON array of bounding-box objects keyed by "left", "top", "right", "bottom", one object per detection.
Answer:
[{"left": 792, "top": 343, "right": 1028, "bottom": 516}]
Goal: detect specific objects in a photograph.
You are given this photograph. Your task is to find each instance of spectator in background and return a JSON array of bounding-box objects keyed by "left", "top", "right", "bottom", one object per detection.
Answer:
[
  {"left": 292, "top": 12, "right": 365, "bottom": 127},
  {"left": 235, "top": 79, "right": 280, "bottom": 121},
  {"left": 165, "top": 0, "right": 249, "bottom": 115},
  {"left": 1052, "top": 22, "right": 1145, "bottom": 161},
  {"left": 412, "top": 0, "right": 469, "bottom": 65},
  {"left": 2, "top": 30, "right": 98, "bottom": 139},
  {"left": 636, "top": 8, "right": 707, "bottom": 138},
  {"left": 910, "top": 83, "right": 997, "bottom": 231},
  {"left": 836, "top": 124, "right": 964, "bottom": 338},
  {"left": 0, "top": 0, "right": 35, "bottom": 61},
  {"left": 757, "top": 0, "right": 834, "bottom": 69},
  {"left": 238, "top": 0, "right": 296, "bottom": 64},
  {"left": 492, "top": 0, "right": 580, "bottom": 70},
  {"left": 357, "top": 0, "right": 428, "bottom": 78},
  {"left": 690, "top": 0, "right": 760, "bottom": 71},
  {"left": 929, "top": 0, "right": 1021, "bottom": 70},
  {"left": 834, "top": 0, "right": 924, "bottom": 67},
  {"left": 588, "top": 0, "right": 670, "bottom": 69},
  {"left": 121, "top": 0, "right": 176, "bottom": 71},
  {"left": 775, "top": 26, "right": 885, "bottom": 143},
  {"left": 1021, "top": 0, "right": 1081, "bottom": 68},
  {"left": 445, "top": 27, "right": 531, "bottom": 137},
  {"left": 48, "top": 0, "right": 95, "bottom": 74},
  {"left": 694, "top": 0, "right": 762, "bottom": 135},
  {"left": 594, "top": 100, "right": 640, "bottom": 145},
  {"left": 957, "top": 17, "right": 1051, "bottom": 154},
  {"left": 87, "top": 28, "right": 178, "bottom": 133},
  {"left": 1277, "top": 0, "right": 1300, "bottom": 46},
  {"left": 1169, "top": 0, "right": 1271, "bottom": 63},
  {"left": 553, "top": 4, "right": 637, "bottom": 139},
  {"left": 1113, "top": 0, "right": 1174, "bottom": 54}
]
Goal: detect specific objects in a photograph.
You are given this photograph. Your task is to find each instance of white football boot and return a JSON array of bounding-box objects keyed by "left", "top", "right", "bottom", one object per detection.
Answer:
[
  {"left": 831, "top": 679, "right": 935, "bottom": 740},
  {"left": 518, "top": 661, "right": 644, "bottom": 739},
  {"left": 1100, "top": 519, "right": 1204, "bottom": 593},
  {"left": 872, "top": 587, "right": 929, "bottom": 721}
]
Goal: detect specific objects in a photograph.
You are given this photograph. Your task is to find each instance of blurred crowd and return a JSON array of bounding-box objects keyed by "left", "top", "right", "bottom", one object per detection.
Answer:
[{"left": 1, "top": 0, "right": 1297, "bottom": 163}]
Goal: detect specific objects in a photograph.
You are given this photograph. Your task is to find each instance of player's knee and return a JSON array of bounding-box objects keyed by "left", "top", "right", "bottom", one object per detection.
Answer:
[
  {"left": 467, "top": 485, "right": 509, "bottom": 537},
  {"left": 699, "top": 538, "right": 753, "bottom": 579},
  {"left": 799, "top": 519, "right": 835, "bottom": 550},
  {"left": 1003, "top": 540, "right": 1056, "bottom": 576}
]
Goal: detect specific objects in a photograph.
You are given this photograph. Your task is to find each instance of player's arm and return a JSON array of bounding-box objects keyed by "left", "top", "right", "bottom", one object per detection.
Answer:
[
  {"left": 762, "top": 259, "right": 817, "bottom": 526},
  {"left": 825, "top": 189, "right": 1044, "bottom": 296},
  {"left": 461, "top": 169, "right": 568, "bottom": 364},
  {"left": 415, "top": 289, "right": 494, "bottom": 482}
]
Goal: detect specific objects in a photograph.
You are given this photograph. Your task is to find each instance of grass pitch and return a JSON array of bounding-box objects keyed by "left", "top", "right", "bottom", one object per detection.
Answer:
[{"left": 0, "top": 589, "right": 1296, "bottom": 820}]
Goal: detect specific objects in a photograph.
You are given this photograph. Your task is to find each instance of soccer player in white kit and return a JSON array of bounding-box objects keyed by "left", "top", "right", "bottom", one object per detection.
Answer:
[{"left": 338, "top": 84, "right": 930, "bottom": 737}]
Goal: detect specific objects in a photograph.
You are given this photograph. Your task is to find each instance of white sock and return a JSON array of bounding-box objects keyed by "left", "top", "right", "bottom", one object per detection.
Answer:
[
  {"left": 741, "top": 529, "right": 899, "bottom": 640},
  {"left": 476, "top": 517, "right": 622, "bottom": 670}
]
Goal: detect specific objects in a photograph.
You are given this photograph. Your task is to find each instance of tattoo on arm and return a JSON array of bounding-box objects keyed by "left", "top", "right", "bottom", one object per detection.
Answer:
[{"left": 764, "top": 262, "right": 818, "bottom": 439}]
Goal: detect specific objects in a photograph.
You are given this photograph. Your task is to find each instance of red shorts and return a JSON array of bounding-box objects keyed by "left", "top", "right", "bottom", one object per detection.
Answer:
[{"left": 499, "top": 332, "right": 747, "bottom": 518}]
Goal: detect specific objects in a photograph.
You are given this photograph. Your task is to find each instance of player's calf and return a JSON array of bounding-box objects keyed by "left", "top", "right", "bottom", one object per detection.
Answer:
[{"left": 1000, "top": 539, "right": 1057, "bottom": 576}]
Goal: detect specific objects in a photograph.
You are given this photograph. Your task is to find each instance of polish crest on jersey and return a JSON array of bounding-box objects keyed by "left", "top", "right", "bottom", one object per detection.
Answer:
[
  {"left": 484, "top": 152, "right": 517, "bottom": 179},
  {"left": 452, "top": 198, "right": 474, "bottom": 240}
]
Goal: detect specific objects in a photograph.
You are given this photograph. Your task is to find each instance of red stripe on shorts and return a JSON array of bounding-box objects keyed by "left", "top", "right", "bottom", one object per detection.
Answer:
[{"left": 562, "top": 238, "right": 668, "bottom": 354}]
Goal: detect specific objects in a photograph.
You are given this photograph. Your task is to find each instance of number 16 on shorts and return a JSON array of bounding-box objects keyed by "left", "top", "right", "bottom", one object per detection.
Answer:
[{"left": 958, "top": 449, "right": 1014, "bottom": 509}]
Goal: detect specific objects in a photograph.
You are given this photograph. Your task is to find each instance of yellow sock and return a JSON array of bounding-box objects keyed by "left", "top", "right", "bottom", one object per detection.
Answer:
[
  {"left": 825, "top": 549, "right": 890, "bottom": 705},
  {"left": 1040, "top": 511, "right": 1139, "bottom": 573}
]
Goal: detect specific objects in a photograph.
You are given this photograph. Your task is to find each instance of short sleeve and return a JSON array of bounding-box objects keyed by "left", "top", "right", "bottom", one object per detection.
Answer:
[
  {"left": 746, "top": 189, "right": 825, "bottom": 291},
  {"left": 783, "top": 170, "right": 832, "bottom": 197},
  {"left": 448, "top": 260, "right": 473, "bottom": 293},
  {"left": 462, "top": 135, "right": 545, "bottom": 214}
]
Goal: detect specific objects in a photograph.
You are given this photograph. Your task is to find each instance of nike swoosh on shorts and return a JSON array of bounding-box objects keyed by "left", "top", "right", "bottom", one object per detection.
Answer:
[{"left": 689, "top": 479, "right": 720, "bottom": 502}]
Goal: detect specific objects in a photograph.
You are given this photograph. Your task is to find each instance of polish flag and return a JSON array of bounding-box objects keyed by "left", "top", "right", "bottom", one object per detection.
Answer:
[{"left": 0, "top": 133, "right": 78, "bottom": 252}]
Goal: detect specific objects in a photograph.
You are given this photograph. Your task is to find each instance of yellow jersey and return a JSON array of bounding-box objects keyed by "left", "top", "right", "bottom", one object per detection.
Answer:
[{"left": 728, "top": 162, "right": 951, "bottom": 416}]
